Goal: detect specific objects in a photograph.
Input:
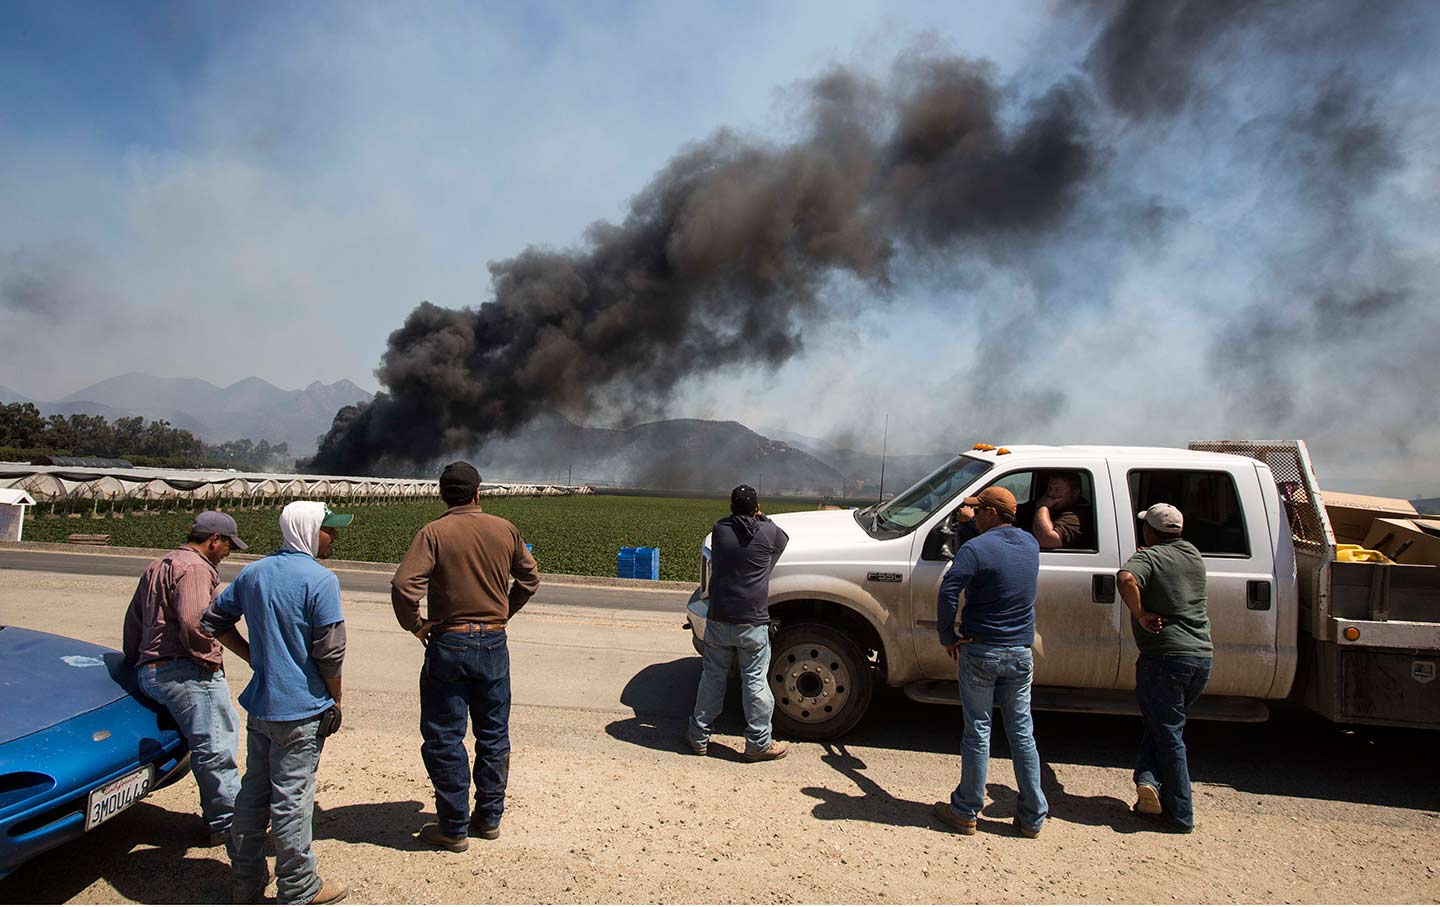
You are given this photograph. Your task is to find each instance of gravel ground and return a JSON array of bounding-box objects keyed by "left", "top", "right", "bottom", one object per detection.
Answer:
[{"left": 2, "top": 571, "right": 1437, "bottom": 904}]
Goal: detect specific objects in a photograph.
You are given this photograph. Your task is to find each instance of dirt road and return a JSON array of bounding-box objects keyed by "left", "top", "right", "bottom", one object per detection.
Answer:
[{"left": 2, "top": 568, "right": 1436, "bottom": 904}]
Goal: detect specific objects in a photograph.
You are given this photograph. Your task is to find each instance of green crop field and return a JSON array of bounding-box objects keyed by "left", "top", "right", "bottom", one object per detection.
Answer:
[{"left": 21, "top": 495, "right": 821, "bottom": 583}]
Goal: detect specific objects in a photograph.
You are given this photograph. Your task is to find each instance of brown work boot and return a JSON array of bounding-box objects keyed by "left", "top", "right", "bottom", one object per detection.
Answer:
[
  {"left": 931, "top": 801, "right": 978, "bottom": 835},
  {"left": 1013, "top": 816, "right": 1042, "bottom": 838},
  {"left": 310, "top": 878, "right": 350, "bottom": 904},
  {"left": 1133, "top": 783, "right": 1162, "bottom": 816},
  {"left": 743, "top": 740, "right": 789, "bottom": 762},
  {"left": 419, "top": 822, "right": 470, "bottom": 852}
]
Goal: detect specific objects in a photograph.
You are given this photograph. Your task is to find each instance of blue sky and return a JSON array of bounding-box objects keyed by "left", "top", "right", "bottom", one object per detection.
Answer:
[{"left": 1, "top": 1, "right": 1437, "bottom": 493}]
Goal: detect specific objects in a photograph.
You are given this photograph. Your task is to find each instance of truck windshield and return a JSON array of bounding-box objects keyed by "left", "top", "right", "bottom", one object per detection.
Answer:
[{"left": 856, "top": 454, "right": 993, "bottom": 538}]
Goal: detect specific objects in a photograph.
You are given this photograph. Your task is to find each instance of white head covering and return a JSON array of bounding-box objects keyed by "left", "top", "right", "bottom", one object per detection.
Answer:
[{"left": 280, "top": 501, "right": 326, "bottom": 557}]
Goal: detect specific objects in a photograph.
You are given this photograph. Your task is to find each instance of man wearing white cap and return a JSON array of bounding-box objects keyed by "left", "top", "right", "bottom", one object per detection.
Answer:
[{"left": 1117, "top": 503, "right": 1212, "bottom": 833}]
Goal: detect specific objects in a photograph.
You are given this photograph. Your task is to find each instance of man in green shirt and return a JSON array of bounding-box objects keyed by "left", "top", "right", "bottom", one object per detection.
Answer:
[{"left": 1117, "top": 503, "right": 1212, "bottom": 833}]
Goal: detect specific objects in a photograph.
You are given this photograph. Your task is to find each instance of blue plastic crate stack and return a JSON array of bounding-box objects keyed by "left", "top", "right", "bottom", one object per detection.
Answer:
[{"left": 616, "top": 546, "right": 660, "bottom": 580}]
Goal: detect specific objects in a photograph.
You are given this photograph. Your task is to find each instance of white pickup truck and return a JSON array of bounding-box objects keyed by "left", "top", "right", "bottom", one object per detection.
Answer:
[{"left": 686, "top": 441, "right": 1440, "bottom": 739}]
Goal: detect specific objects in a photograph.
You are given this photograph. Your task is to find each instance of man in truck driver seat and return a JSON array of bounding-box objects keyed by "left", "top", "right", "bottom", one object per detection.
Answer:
[
  {"left": 931, "top": 485, "right": 1049, "bottom": 838},
  {"left": 1027, "top": 471, "right": 1089, "bottom": 550},
  {"left": 685, "top": 484, "right": 790, "bottom": 761},
  {"left": 1117, "top": 502, "right": 1212, "bottom": 834}
]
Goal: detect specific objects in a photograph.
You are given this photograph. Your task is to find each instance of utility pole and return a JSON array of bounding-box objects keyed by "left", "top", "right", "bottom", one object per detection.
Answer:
[
  {"left": 568, "top": 464, "right": 572, "bottom": 486},
  {"left": 877, "top": 413, "right": 889, "bottom": 505}
]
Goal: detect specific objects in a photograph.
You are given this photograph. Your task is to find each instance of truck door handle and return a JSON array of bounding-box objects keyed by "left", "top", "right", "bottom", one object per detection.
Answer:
[
  {"left": 1092, "top": 574, "right": 1116, "bottom": 603},
  {"left": 1247, "top": 580, "right": 1272, "bottom": 611}
]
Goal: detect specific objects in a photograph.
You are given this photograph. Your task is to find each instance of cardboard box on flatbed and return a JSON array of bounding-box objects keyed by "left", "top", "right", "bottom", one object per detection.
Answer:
[
  {"left": 1320, "top": 490, "right": 1419, "bottom": 545},
  {"left": 1362, "top": 517, "right": 1440, "bottom": 568}
]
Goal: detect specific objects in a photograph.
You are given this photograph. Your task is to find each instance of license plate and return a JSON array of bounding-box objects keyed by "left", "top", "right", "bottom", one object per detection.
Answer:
[{"left": 85, "top": 765, "right": 153, "bottom": 831}]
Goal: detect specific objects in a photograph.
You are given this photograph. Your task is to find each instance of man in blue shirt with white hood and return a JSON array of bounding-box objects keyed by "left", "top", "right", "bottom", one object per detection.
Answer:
[{"left": 202, "top": 501, "right": 352, "bottom": 905}]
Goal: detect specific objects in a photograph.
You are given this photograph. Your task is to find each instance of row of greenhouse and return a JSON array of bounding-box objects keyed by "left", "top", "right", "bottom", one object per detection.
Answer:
[{"left": 0, "top": 463, "right": 592, "bottom": 509}]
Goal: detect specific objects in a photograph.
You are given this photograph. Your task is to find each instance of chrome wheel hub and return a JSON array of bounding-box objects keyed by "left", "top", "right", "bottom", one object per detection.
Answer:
[{"left": 772, "top": 642, "right": 852, "bottom": 724}]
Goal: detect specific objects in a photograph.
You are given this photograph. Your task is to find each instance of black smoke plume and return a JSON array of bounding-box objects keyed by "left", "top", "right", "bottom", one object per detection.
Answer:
[
  {"left": 312, "top": 52, "right": 1098, "bottom": 474},
  {"left": 315, "top": 0, "right": 1431, "bottom": 478}
]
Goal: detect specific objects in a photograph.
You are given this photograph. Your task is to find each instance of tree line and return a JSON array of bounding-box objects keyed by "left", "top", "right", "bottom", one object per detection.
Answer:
[{"left": 0, "top": 402, "right": 291, "bottom": 471}]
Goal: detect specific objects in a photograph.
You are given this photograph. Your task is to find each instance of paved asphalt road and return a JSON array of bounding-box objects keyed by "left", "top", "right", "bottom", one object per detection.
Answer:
[{"left": 0, "top": 548, "right": 693, "bottom": 614}]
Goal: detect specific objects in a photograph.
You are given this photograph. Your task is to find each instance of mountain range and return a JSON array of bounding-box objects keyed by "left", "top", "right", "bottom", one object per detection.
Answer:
[
  {"left": 2, "top": 373, "right": 372, "bottom": 455},
  {"left": 0, "top": 373, "right": 948, "bottom": 495}
]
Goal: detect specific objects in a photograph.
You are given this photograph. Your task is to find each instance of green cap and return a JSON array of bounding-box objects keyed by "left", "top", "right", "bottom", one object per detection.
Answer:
[{"left": 322, "top": 506, "right": 353, "bottom": 528}]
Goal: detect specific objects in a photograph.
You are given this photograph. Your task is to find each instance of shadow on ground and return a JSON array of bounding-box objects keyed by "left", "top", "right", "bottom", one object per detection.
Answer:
[
  {"left": 826, "top": 686, "right": 1439, "bottom": 812},
  {"left": 314, "top": 799, "right": 431, "bottom": 851},
  {"left": 0, "top": 802, "right": 230, "bottom": 904},
  {"left": 606, "top": 660, "right": 1440, "bottom": 814}
]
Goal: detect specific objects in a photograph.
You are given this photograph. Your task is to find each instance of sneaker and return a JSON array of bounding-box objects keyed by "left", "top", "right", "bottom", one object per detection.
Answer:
[
  {"left": 311, "top": 878, "right": 350, "bottom": 904},
  {"left": 1013, "top": 817, "right": 1042, "bottom": 839},
  {"left": 743, "top": 740, "right": 789, "bottom": 762},
  {"left": 682, "top": 736, "right": 707, "bottom": 756},
  {"left": 468, "top": 815, "right": 502, "bottom": 840},
  {"left": 418, "top": 823, "right": 469, "bottom": 852},
  {"left": 931, "top": 801, "right": 977, "bottom": 835},
  {"left": 1133, "top": 783, "right": 1162, "bottom": 816}
]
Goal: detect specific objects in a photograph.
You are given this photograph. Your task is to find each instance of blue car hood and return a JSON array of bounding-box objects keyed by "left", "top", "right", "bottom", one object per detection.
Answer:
[{"left": 0, "top": 627, "right": 138, "bottom": 746}]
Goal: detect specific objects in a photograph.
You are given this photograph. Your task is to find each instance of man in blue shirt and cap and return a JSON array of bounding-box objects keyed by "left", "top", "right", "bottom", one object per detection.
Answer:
[{"left": 931, "top": 485, "right": 1048, "bottom": 838}]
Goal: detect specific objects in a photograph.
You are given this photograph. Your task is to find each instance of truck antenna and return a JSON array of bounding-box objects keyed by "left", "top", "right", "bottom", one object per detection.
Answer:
[{"left": 878, "top": 413, "right": 889, "bottom": 505}]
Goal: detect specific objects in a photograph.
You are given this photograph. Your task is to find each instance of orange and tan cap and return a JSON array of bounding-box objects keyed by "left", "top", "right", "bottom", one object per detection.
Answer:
[{"left": 963, "top": 486, "right": 1017, "bottom": 518}]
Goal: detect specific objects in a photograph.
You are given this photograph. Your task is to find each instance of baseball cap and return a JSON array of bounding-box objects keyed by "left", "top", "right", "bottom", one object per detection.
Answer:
[
  {"left": 962, "top": 486, "right": 1018, "bottom": 518},
  {"left": 321, "top": 505, "right": 353, "bottom": 529},
  {"left": 192, "top": 511, "right": 248, "bottom": 550},
  {"left": 731, "top": 484, "right": 759, "bottom": 515},
  {"left": 439, "top": 461, "right": 481, "bottom": 505},
  {"left": 1138, "top": 503, "right": 1184, "bottom": 534}
]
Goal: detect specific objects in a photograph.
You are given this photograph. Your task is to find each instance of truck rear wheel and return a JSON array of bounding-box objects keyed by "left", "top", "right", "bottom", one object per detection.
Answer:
[{"left": 769, "top": 622, "right": 874, "bottom": 740}]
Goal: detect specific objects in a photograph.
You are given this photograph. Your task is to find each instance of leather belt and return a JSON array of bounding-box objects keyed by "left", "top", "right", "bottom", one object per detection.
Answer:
[
  {"left": 438, "top": 621, "right": 506, "bottom": 634},
  {"left": 142, "top": 656, "right": 222, "bottom": 673}
]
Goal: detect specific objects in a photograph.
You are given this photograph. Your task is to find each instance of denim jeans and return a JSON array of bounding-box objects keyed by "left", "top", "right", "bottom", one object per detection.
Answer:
[
  {"left": 950, "top": 644, "right": 1048, "bottom": 831},
  {"left": 1134, "top": 654, "right": 1211, "bottom": 830},
  {"left": 687, "top": 619, "right": 774, "bottom": 754},
  {"left": 420, "top": 628, "right": 511, "bottom": 837},
  {"left": 138, "top": 658, "right": 240, "bottom": 846},
  {"left": 231, "top": 714, "right": 324, "bottom": 904}
]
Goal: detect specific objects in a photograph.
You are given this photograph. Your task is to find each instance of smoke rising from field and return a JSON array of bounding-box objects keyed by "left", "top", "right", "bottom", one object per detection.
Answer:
[
  {"left": 313, "top": 0, "right": 1436, "bottom": 479},
  {"left": 312, "top": 51, "right": 1100, "bottom": 473}
]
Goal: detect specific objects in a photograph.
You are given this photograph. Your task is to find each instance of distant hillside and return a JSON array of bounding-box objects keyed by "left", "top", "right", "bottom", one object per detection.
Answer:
[
  {"left": 12, "top": 373, "right": 372, "bottom": 455},
  {"left": 472, "top": 414, "right": 849, "bottom": 496},
  {"left": 0, "top": 384, "right": 33, "bottom": 404},
  {"left": 764, "top": 427, "right": 950, "bottom": 496}
]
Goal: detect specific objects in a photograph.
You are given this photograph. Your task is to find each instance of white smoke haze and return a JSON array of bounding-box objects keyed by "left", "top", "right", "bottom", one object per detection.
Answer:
[{"left": 1, "top": 1, "right": 1437, "bottom": 494}]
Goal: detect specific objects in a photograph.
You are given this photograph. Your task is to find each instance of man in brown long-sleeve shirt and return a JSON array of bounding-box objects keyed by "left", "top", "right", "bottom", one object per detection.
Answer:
[
  {"left": 123, "top": 510, "right": 250, "bottom": 848},
  {"left": 391, "top": 461, "right": 539, "bottom": 852}
]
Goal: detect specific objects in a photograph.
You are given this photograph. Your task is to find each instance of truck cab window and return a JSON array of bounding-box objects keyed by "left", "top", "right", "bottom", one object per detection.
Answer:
[
  {"left": 1128, "top": 469, "right": 1249, "bottom": 556},
  {"left": 988, "top": 468, "right": 1099, "bottom": 553}
]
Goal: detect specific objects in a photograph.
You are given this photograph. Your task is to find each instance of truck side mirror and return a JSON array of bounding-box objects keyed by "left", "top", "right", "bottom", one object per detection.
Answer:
[{"left": 922, "top": 525, "right": 954, "bottom": 561}]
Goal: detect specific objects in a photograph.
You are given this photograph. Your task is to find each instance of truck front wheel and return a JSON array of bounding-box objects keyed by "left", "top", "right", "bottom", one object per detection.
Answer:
[{"left": 769, "top": 622, "right": 874, "bottom": 740}]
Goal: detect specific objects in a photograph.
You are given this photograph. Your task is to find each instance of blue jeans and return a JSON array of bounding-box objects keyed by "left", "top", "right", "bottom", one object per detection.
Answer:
[
  {"left": 951, "top": 644, "right": 1048, "bottom": 831},
  {"left": 420, "top": 628, "right": 511, "bottom": 837},
  {"left": 232, "top": 714, "right": 325, "bottom": 904},
  {"left": 1134, "top": 654, "right": 1211, "bottom": 830},
  {"left": 687, "top": 619, "right": 774, "bottom": 754},
  {"left": 138, "top": 659, "right": 240, "bottom": 845}
]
